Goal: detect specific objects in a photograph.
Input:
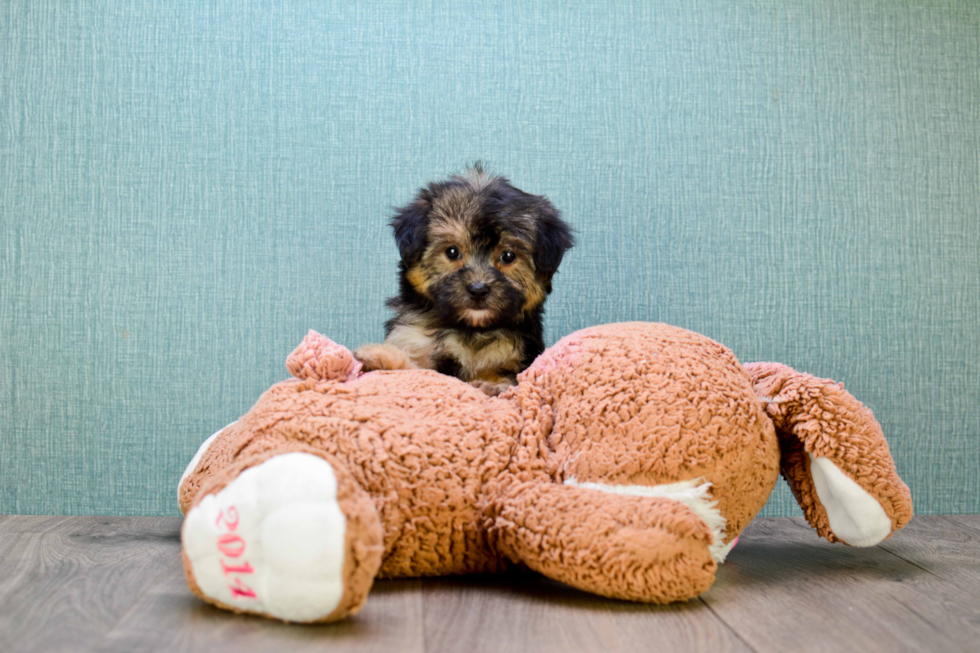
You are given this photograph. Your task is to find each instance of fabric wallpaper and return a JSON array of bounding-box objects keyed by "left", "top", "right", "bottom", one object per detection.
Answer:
[{"left": 1, "top": 1, "right": 978, "bottom": 516}]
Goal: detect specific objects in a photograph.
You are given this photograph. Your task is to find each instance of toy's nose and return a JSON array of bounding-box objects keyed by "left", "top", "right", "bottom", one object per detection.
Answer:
[{"left": 467, "top": 281, "right": 490, "bottom": 299}]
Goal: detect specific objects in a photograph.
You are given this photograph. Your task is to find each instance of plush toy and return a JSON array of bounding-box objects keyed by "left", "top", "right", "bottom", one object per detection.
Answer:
[{"left": 178, "top": 322, "right": 912, "bottom": 623}]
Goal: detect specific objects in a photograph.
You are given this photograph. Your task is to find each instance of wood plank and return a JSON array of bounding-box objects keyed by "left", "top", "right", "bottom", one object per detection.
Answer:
[
  {"left": 700, "top": 517, "right": 980, "bottom": 653},
  {"left": 0, "top": 515, "right": 104, "bottom": 533},
  {"left": 0, "top": 514, "right": 977, "bottom": 652},
  {"left": 0, "top": 515, "right": 181, "bottom": 534},
  {"left": 422, "top": 572, "right": 753, "bottom": 653},
  {"left": 942, "top": 514, "right": 980, "bottom": 533},
  {"left": 92, "top": 556, "right": 425, "bottom": 653},
  {"left": 0, "top": 517, "right": 181, "bottom": 653},
  {"left": 877, "top": 515, "right": 980, "bottom": 590},
  {"left": 0, "top": 533, "right": 20, "bottom": 563}
]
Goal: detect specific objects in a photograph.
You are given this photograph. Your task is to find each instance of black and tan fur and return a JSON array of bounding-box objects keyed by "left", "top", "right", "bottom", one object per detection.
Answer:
[{"left": 354, "top": 167, "right": 574, "bottom": 395}]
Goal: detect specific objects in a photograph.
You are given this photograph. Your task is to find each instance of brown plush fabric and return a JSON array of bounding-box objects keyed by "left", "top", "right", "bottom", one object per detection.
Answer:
[
  {"left": 744, "top": 362, "right": 913, "bottom": 542},
  {"left": 180, "top": 323, "right": 912, "bottom": 621},
  {"left": 503, "top": 323, "right": 781, "bottom": 543},
  {"left": 488, "top": 481, "right": 718, "bottom": 602}
]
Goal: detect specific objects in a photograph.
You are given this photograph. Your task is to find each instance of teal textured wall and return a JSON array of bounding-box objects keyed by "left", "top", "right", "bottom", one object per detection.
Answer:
[{"left": 1, "top": 1, "right": 978, "bottom": 517}]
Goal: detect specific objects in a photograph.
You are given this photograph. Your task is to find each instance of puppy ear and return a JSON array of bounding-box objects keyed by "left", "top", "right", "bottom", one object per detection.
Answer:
[
  {"left": 390, "top": 200, "right": 430, "bottom": 265},
  {"left": 532, "top": 201, "right": 575, "bottom": 281}
]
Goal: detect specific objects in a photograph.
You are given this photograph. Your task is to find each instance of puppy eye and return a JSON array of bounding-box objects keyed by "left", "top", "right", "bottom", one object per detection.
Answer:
[
  {"left": 445, "top": 246, "right": 461, "bottom": 261},
  {"left": 500, "top": 250, "right": 517, "bottom": 264}
]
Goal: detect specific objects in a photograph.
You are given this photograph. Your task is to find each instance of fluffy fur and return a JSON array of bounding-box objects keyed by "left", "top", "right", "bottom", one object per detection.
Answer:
[{"left": 355, "top": 166, "right": 574, "bottom": 395}]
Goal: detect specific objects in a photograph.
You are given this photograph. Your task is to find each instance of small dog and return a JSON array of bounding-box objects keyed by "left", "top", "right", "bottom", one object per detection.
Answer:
[{"left": 355, "top": 166, "right": 574, "bottom": 395}]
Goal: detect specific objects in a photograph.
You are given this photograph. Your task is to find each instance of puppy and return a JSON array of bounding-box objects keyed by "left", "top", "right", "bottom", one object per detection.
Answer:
[{"left": 355, "top": 166, "right": 574, "bottom": 395}]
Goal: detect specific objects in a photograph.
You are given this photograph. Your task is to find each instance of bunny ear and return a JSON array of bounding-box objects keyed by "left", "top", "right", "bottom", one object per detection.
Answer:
[
  {"left": 743, "top": 362, "right": 912, "bottom": 547},
  {"left": 286, "top": 331, "right": 363, "bottom": 382}
]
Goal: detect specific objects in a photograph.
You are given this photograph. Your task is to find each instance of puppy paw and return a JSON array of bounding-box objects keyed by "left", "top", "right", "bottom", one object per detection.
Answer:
[
  {"left": 469, "top": 378, "right": 515, "bottom": 396},
  {"left": 353, "top": 343, "right": 414, "bottom": 372}
]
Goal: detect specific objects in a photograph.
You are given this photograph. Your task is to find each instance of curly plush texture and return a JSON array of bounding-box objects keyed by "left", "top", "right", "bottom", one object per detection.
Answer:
[
  {"left": 179, "top": 322, "right": 912, "bottom": 623},
  {"left": 286, "top": 330, "right": 363, "bottom": 382},
  {"left": 744, "top": 362, "right": 913, "bottom": 541}
]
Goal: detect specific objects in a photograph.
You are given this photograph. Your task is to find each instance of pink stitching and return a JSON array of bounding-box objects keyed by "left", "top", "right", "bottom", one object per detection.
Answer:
[
  {"left": 221, "top": 560, "right": 255, "bottom": 576},
  {"left": 217, "top": 533, "right": 246, "bottom": 558},
  {"left": 229, "top": 576, "right": 257, "bottom": 599},
  {"left": 215, "top": 506, "right": 240, "bottom": 531},
  {"left": 216, "top": 504, "right": 257, "bottom": 600}
]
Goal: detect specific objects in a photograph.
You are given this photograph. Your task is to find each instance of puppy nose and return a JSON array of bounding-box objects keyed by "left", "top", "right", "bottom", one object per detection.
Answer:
[{"left": 466, "top": 281, "right": 490, "bottom": 299}]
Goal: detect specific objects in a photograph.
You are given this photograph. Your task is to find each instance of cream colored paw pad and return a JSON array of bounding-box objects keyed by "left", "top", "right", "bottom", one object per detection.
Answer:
[
  {"left": 182, "top": 453, "right": 347, "bottom": 622},
  {"left": 808, "top": 453, "right": 892, "bottom": 547}
]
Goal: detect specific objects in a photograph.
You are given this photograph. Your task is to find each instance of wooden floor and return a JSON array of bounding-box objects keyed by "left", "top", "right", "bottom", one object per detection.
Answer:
[{"left": 1, "top": 515, "right": 979, "bottom": 653}]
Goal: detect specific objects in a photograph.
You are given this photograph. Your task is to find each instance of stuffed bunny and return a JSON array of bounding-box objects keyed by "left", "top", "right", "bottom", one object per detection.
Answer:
[{"left": 178, "top": 322, "right": 912, "bottom": 623}]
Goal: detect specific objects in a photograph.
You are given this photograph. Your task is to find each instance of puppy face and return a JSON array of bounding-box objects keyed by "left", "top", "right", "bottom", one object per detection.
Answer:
[{"left": 391, "top": 167, "right": 574, "bottom": 328}]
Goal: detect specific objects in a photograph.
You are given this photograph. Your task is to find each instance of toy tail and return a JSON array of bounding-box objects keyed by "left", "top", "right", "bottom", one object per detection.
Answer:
[
  {"left": 286, "top": 330, "right": 363, "bottom": 382},
  {"left": 744, "top": 362, "right": 913, "bottom": 546}
]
